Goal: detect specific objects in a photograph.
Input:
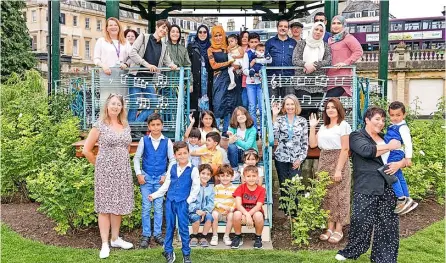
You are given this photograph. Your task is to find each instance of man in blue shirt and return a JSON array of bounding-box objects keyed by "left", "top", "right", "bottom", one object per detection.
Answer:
[
  {"left": 314, "top": 12, "right": 332, "bottom": 43},
  {"left": 265, "top": 19, "right": 297, "bottom": 98}
]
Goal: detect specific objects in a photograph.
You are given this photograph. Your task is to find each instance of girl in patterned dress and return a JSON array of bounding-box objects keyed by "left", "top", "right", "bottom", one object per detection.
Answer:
[{"left": 83, "top": 94, "right": 134, "bottom": 259}]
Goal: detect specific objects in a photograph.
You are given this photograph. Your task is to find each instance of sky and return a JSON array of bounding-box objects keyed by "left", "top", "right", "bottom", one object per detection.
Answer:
[{"left": 183, "top": 0, "right": 445, "bottom": 31}]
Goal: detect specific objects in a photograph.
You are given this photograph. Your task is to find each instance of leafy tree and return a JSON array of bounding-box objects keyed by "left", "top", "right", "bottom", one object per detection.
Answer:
[{"left": 1, "top": 0, "right": 36, "bottom": 80}]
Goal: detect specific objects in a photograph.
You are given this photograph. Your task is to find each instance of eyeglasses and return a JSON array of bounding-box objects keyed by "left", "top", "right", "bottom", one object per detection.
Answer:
[
  {"left": 315, "top": 19, "right": 325, "bottom": 23},
  {"left": 108, "top": 93, "right": 123, "bottom": 99},
  {"left": 198, "top": 30, "right": 207, "bottom": 34},
  {"left": 243, "top": 149, "right": 259, "bottom": 156}
]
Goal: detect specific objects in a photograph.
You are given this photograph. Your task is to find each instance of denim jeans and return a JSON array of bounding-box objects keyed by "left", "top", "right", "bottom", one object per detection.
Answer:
[
  {"left": 140, "top": 173, "right": 163, "bottom": 237},
  {"left": 128, "top": 83, "right": 156, "bottom": 123},
  {"left": 227, "top": 144, "right": 244, "bottom": 169},
  {"left": 241, "top": 87, "right": 249, "bottom": 109},
  {"left": 246, "top": 83, "right": 263, "bottom": 132},
  {"left": 216, "top": 114, "right": 230, "bottom": 134}
]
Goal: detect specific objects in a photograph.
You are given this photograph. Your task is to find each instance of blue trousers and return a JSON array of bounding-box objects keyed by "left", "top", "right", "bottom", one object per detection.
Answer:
[
  {"left": 128, "top": 83, "right": 156, "bottom": 123},
  {"left": 140, "top": 175, "right": 163, "bottom": 237},
  {"left": 216, "top": 115, "right": 230, "bottom": 134},
  {"left": 164, "top": 199, "right": 190, "bottom": 256},
  {"left": 389, "top": 150, "right": 409, "bottom": 198},
  {"left": 228, "top": 144, "right": 244, "bottom": 169},
  {"left": 246, "top": 83, "right": 263, "bottom": 133},
  {"left": 241, "top": 87, "right": 249, "bottom": 109}
]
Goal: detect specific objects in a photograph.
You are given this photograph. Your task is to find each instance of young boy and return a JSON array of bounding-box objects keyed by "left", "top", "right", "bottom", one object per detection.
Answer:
[
  {"left": 191, "top": 131, "right": 223, "bottom": 175},
  {"left": 186, "top": 127, "right": 202, "bottom": 167},
  {"left": 248, "top": 43, "right": 271, "bottom": 81},
  {"left": 231, "top": 165, "right": 266, "bottom": 249},
  {"left": 149, "top": 141, "right": 200, "bottom": 263},
  {"left": 133, "top": 113, "right": 175, "bottom": 248},
  {"left": 385, "top": 101, "right": 418, "bottom": 214},
  {"left": 211, "top": 164, "right": 237, "bottom": 246},
  {"left": 188, "top": 164, "right": 215, "bottom": 247}
]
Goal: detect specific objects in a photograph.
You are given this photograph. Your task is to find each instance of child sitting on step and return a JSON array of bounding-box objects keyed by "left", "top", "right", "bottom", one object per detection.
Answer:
[
  {"left": 231, "top": 165, "right": 266, "bottom": 249},
  {"left": 210, "top": 164, "right": 237, "bottom": 246},
  {"left": 239, "top": 149, "right": 264, "bottom": 186}
]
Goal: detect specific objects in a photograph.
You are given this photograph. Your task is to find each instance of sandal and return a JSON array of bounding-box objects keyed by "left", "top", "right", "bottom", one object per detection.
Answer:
[
  {"left": 319, "top": 229, "right": 334, "bottom": 241},
  {"left": 328, "top": 231, "right": 343, "bottom": 244}
]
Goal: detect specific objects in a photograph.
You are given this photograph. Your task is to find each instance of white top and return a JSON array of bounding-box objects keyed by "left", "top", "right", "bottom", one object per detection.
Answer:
[
  {"left": 391, "top": 120, "right": 413, "bottom": 158},
  {"left": 236, "top": 128, "right": 246, "bottom": 141},
  {"left": 94, "top": 37, "right": 130, "bottom": 67},
  {"left": 317, "top": 120, "right": 352, "bottom": 150},
  {"left": 242, "top": 49, "right": 272, "bottom": 85},
  {"left": 151, "top": 162, "right": 200, "bottom": 204},
  {"left": 199, "top": 127, "right": 219, "bottom": 144},
  {"left": 133, "top": 134, "right": 175, "bottom": 176},
  {"left": 378, "top": 141, "right": 389, "bottom": 164}
]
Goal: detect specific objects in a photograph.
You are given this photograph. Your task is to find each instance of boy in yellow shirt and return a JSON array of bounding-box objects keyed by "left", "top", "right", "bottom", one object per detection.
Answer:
[{"left": 191, "top": 131, "right": 223, "bottom": 175}]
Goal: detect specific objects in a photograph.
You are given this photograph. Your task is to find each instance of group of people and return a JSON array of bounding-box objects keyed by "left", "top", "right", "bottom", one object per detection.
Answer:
[{"left": 88, "top": 12, "right": 416, "bottom": 263}]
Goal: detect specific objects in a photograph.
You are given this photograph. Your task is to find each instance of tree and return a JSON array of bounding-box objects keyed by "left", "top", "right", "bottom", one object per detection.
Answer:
[{"left": 1, "top": 0, "right": 36, "bottom": 80}]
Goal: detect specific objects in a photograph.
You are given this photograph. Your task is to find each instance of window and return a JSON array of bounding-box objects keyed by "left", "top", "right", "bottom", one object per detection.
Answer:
[
  {"left": 390, "top": 22, "right": 403, "bottom": 31},
  {"left": 182, "top": 20, "right": 186, "bottom": 29},
  {"left": 354, "top": 12, "right": 361, "bottom": 18},
  {"left": 368, "top": 10, "right": 376, "bottom": 17},
  {"left": 348, "top": 25, "right": 356, "bottom": 33},
  {"left": 31, "top": 35, "right": 37, "bottom": 51},
  {"left": 60, "top": 13, "right": 66, "bottom": 24},
  {"left": 73, "top": 15, "right": 78, "bottom": 26},
  {"left": 422, "top": 21, "right": 431, "bottom": 29},
  {"left": 372, "top": 24, "right": 379, "bottom": 32},
  {"left": 362, "top": 10, "right": 368, "bottom": 17},
  {"left": 85, "top": 40, "right": 91, "bottom": 59},
  {"left": 136, "top": 28, "right": 140, "bottom": 33},
  {"left": 92, "top": 3, "right": 98, "bottom": 10},
  {"left": 81, "top": 0, "right": 87, "bottom": 8},
  {"left": 32, "top": 10, "right": 37, "bottom": 22},
  {"left": 23, "top": 12, "right": 27, "bottom": 22},
  {"left": 404, "top": 21, "right": 420, "bottom": 30},
  {"left": 133, "top": 13, "right": 139, "bottom": 19},
  {"left": 85, "top": 17, "right": 90, "bottom": 29},
  {"left": 191, "top": 22, "right": 195, "bottom": 31},
  {"left": 358, "top": 25, "right": 372, "bottom": 33},
  {"left": 60, "top": 38, "right": 65, "bottom": 54},
  {"left": 96, "top": 20, "right": 102, "bottom": 31},
  {"left": 73, "top": 39, "right": 78, "bottom": 56},
  {"left": 432, "top": 20, "right": 444, "bottom": 29}
]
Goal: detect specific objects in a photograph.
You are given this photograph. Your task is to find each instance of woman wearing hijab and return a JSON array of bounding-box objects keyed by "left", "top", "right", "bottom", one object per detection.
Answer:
[
  {"left": 187, "top": 25, "right": 213, "bottom": 125},
  {"left": 326, "top": 15, "right": 363, "bottom": 97},
  {"left": 292, "top": 21, "right": 332, "bottom": 119},
  {"left": 207, "top": 25, "right": 237, "bottom": 134}
]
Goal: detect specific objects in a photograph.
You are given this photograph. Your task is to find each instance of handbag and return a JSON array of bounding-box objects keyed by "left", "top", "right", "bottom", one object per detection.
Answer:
[{"left": 377, "top": 164, "right": 398, "bottom": 185}]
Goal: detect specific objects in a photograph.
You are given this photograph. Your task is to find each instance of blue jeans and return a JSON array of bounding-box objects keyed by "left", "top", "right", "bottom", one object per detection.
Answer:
[
  {"left": 216, "top": 114, "right": 230, "bottom": 134},
  {"left": 241, "top": 87, "right": 249, "bottom": 109},
  {"left": 128, "top": 83, "right": 156, "bottom": 123},
  {"left": 246, "top": 83, "right": 263, "bottom": 133},
  {"left": 228, "top": 144, "right": 244, "bottom": 169},
  {"left": 164, "top": 199, "right": 190, "bottom": 256},
  {"left": 389, "top": 150, "right": 409, "bottom": 198},
  {"left": 140, "top": 174, "right": 163, "bottom": 237},
  {"left": 189, "top": 211, "right": 213, "bottom": 223}
]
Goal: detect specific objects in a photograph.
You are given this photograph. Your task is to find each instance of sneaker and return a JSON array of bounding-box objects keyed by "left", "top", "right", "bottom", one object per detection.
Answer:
[
  {"left": 253, "top": 236, "right": 263, "bottom": 249},
  {"left": 189, "top": 235, "right": 198, "bottom": 247},
  {"left": 210, "top": 235, "right": 218, "bottom": 246},
  {"left": 139, "top": 236, "right": 150, "bottom": 249},
  {"left": 183, "top": 255, "right": 192, "bottom": 263},
  {"left": 231, "top": 235, "right": 243, "bottom": 249},
  {"left": 110, "top": 237, "right": 133, "bottom": 249},
  {"left": 154, "top": 235, "right": 165, "bottom": 245},
  {"left": 400, "top": 200, "right": 418, "bottom": 215},
  {"left": 228, "top": 82, "right": 237, "bottom": 90},
  {"left": 164, "top": 251, "right": 176, "bottom": 263},
  {"left": 199, "top": 237, "right": 209, "bottom": 247},
  {"left": 335, "top": 254, "right": 347, "bottom": 261},
  {"left": 223, "top": 235, "right": 232, "bottom": 246},
  {"left": 99, "top": 243, "right": 110, "bottom": 259},
  {"left": 394, "top": 197, "right": 413, "bottom": 214}
]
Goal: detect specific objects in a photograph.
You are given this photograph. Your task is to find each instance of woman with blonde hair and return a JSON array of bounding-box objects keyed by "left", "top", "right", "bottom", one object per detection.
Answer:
[
  {"left": 83, "top": 94, "right": 134, "bottom": 259},
  {"left": 271, "top": 94, "right": 308, "bottom": 214},
  {"left": 93, "top": 17, "right": 130, "bottom": 105}
]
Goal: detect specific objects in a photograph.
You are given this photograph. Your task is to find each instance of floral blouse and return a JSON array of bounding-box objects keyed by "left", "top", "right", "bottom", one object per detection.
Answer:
[{"left": 273, "top": 115, "right": 308, "bottom": 163}]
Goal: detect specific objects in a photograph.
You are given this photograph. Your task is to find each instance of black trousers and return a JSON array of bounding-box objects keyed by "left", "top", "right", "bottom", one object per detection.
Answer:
[
  {"left": 338, "top": 187, "right": 399, "bottom": 263},
  {"left": 326, "top": 86, "right": 345, "bottom": 97},
  {"left": 275, "top": 159, "right": 302, "bottom": 216}
]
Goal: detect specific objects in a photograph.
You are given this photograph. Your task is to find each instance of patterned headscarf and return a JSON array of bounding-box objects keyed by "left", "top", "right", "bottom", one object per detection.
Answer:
[
  {"left": 330, "top": 15, "right": 348, "bottom": 43},
  {"left": 210, "top": 25, "right": 227, "bottom": 50}
]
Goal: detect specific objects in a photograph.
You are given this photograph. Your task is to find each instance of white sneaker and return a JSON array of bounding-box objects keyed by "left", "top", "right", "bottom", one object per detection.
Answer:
[
  {"left": 210, "top": 235, "right": 219, "bottom": 246},
  {"left": 99, "top": 243, "right": 110, "bottom": 259},
  {"left": 228, "top": 82, "right": 237, "bottom": 90},
  {"left": 223, "top": 235, "right": 232, "bottom": 246},
  {"left": 335, "top": 254, "right": 347, "bottom": 261},
  {"left": 111, "top": 237, "right": 133, "bottom": 249}
]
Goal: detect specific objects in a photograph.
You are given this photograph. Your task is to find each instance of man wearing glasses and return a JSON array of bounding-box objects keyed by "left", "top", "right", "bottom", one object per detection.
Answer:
[{"left": 313, "top": 12, "right": 332, "bottom": 43}]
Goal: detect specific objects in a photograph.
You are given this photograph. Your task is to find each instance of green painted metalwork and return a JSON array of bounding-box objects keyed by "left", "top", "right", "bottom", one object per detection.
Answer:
[
  {"left": 324, "top": 0, "right": 338, "bottom": 32},
  {"left": 378, "top": 0, "right": 389, "bottom": 98},
  {"left": 51, "top": 0, "right": 60, "bottom": 89},
  {"left": 106, "top": 0, "right": 120, "bottom": 19}
]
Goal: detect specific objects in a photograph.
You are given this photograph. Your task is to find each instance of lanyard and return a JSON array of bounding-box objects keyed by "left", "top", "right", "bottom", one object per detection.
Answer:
[
  {"left": 286, "top": 116, "right": 297, "bottom": 141},
  {"left": 111, "top": 41, "right": 121, "bottom": 58}
]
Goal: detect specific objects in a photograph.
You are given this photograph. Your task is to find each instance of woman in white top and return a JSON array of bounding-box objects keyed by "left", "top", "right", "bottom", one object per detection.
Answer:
[
  {"left": 309, "top": 97, "right": 351, "bottom": 244},
  {"left": 94, "top": 17, "right": 129, "bottom": 105}
]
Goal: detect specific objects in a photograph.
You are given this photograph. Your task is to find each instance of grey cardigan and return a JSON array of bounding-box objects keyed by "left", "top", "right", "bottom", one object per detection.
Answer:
[
  {"left": 292, "top": 39, "right": 332, "bottom": 93},
  {"left": 128, "top": 33, "right": 175, "bottom": 76}
]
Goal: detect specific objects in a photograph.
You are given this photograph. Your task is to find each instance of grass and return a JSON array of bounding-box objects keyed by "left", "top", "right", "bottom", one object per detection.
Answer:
[{"left": 1, "top": 221, "right": 444, "bottom": 263}]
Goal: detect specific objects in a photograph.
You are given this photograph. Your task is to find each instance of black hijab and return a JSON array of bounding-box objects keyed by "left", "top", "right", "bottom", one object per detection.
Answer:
[{"left": 194, "top": 25, "right": 211, "bottom": 61}]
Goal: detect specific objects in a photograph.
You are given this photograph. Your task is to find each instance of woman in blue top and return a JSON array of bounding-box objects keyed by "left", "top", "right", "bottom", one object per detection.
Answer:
[{"left": 227, "top": 106, "right": 258, "bottom": 175}]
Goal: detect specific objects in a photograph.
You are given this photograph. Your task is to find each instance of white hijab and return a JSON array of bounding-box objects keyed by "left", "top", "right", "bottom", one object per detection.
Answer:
[{"left": 303, "top": 22, "right": 326, "bottom": 63}]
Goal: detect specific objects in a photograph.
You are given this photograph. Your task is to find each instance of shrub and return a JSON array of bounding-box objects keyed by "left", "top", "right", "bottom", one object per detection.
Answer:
[{"left": 280, "top": 171, "right": 331, "bottom": 246}]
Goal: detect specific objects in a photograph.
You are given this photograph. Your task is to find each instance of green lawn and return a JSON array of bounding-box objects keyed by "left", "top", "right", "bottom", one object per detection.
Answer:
[{"left": 2, "top": 221, "right": 444, "bottom": 263}]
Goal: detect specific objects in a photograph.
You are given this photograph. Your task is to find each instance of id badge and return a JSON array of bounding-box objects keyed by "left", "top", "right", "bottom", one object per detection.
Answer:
[{"left": 286, "top": 141, "right": 294, "bottom": 147}]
